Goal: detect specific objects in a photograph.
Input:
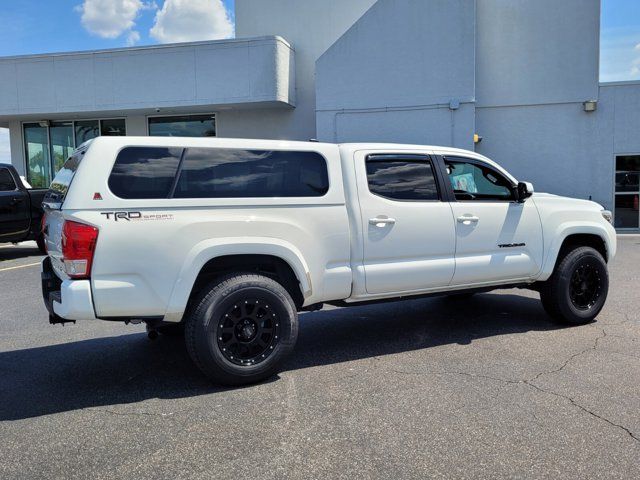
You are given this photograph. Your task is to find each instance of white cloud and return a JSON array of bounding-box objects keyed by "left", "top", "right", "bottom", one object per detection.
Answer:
[
  {"left": 126, "top": 30, "right": 141, "bottom": 46},
  {"left": 632, "top": 44, "right": 640, "bottom": 77},
  {"left": 600, "top": 27, "right": 640, "bottom": 82},
  {"left": 150, "top": 0, "right": 234, "bottom": 44},
  {"left": 0, "top": 128, "right": 10, "bottom": 164},
  {"left": 76, "top": 0, "right": 154, "bottom": 44}
]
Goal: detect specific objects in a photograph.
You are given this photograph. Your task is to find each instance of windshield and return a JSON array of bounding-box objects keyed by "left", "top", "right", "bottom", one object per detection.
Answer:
[{"left": 43, "top": 151, "right": 84, "bottom": 206}]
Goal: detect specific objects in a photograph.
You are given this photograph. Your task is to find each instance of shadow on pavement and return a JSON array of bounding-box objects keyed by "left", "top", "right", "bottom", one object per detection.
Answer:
[
  {"left": 0, "top": 292, "right": 561, "bottom": 421},
  {"left": 0, "top": 243, "right": 43, "bottom": 262}
]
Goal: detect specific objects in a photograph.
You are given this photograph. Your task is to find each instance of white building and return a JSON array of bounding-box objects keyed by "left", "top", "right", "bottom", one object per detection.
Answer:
[{"left": 0, "top": 0, "right": 639, "bottom": 230}]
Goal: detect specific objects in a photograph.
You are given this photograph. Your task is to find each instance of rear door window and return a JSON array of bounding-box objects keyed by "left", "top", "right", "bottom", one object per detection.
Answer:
[
  {"left": 173, "top": 148, "right": 329, "bottom": 198},
  {"left": 365, "top": 155, "right": 440, "bottom": 201},
  {"left": 108, "top": 147, "right": 183, "bottom": 199}
]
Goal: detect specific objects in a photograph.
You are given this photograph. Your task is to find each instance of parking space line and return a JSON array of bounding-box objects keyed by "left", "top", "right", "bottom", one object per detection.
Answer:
[{"left": 0, "top": 262, "right": 41, "bottom": 272}]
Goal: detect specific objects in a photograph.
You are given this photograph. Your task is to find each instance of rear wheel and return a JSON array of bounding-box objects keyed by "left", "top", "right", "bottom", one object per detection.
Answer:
[
  {"left": 539, "top": 246, "right": 608, "bottom": 325},
  {"left": 185, "top": 273, "right": 298, "bottom": 386},
  {"left": 35, "top": 233, "right": 47, "bottom": 255}
]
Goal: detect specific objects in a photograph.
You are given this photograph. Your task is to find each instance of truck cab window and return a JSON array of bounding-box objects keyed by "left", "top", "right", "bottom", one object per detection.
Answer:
[
  {"left": 444, "top": 157, "right": 514, "bottom": 201},
  {"left": 366, "top": 157, "right": 439, "bottom": 201},
  {"left": 0, "top": 168, "right": 17, "bottom": 191}
]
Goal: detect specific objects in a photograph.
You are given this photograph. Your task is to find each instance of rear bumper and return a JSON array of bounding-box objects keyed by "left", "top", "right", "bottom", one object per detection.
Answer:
[{"left": 41, "top": 258, "right": 96, "bottom": 322}]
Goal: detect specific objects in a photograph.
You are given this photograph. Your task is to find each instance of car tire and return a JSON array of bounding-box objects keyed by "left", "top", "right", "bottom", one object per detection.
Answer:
[
  {"left": 185, "top": 273, "right": 298, "bottom": 386},
  {"left": 35, "top": 233, "right": 47, "bottom": 255},
  {"left": 539, "top": 246, "right": 609, "bottom": 325}
]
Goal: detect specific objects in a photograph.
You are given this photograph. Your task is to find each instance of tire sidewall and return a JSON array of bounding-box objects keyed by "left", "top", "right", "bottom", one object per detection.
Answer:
[
  {"left": 192, "top": 277, "right": 298, "bottom": 383},
  {"left": 556, "top": 248, "right": 609, "bottom": 322}
]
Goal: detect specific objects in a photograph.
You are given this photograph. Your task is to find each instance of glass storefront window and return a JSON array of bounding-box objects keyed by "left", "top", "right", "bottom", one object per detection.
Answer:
[
  {"left": 101, "top": 118, "right": 126, "bottom": 136},
  {"left": 23, "top": 118, "right": 126, "bottom": 187},
  {"left": 614, "top": 155, "right": 640, "bottom": 230},
  {"left": 50, "top": 122, "right": 74, "bottom": 174},
  {"left": 24, "top": 124, "right": 51, "bottom": 189},
  {"left": 148, "top": 115, "right": 216, "bottom": 137},
  {"left": 75, "top": 120, "right": 100, "bottom": 145},
  {"left": 614, "top": 194, "right": 639, "bottom": 229}
]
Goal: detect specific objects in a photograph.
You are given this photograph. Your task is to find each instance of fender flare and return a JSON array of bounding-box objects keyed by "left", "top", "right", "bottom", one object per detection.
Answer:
[
  {"left": 163, "top": 237, "right": 312, "bottom": 322},
  {"left": 538, "top": 222, "right": 614, "bottom": 280}
]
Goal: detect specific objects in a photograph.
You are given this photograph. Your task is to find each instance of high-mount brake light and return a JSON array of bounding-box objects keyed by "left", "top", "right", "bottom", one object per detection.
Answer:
[{"left": 61, "top": 220, "right": 99, "bottom": 279}]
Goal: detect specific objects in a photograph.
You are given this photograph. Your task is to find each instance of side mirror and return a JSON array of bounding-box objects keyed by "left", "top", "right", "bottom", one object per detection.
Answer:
[{"left": 517, "top": 182, "right": 534, "bottom": 202}]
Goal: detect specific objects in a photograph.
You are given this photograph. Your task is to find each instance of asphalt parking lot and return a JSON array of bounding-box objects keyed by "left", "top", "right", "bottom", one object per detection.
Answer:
[{"left": 0, "top": 238, "right": 639, "bottom": 479}]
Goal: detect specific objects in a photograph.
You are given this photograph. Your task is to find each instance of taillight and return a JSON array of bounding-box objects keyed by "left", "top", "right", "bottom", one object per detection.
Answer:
[{"left": 61, "top": 220, "right": 99, "bottom": 279}]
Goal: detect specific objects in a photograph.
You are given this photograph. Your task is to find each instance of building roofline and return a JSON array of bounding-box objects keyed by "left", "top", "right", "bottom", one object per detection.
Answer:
[
  {"left": 600, "top": 80, "right": 640, "bottom": 87},
  {"left": 0, "top": 35, "right": 292, "bottom": 61}
]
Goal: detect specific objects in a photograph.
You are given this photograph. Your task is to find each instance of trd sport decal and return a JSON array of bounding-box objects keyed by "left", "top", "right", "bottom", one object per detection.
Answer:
[
  {"left": 101, "top": 212, "right": 174, "bottom": 222},
  {"left": 498, "top": 243, "right": 526, "bottom": 248}
]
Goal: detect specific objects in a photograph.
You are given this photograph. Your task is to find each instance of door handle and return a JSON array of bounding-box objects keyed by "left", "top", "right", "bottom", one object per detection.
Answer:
[
  {"left": 457, "top": 215, "right": 479, "bottom": 225},
  {"left": 369, "top": 216, "right": 396, "bottom": 227},
  {"left": 10, "top": 197, "right": 24, "bottom": 206}
]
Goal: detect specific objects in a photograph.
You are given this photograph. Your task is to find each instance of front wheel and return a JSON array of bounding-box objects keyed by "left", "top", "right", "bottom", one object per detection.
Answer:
[
  {"left": 185, "top": 273, "right": 298, "bottom": 386},
  {"left": 539, "top": 246, "right": 609, "bottom": 325}
]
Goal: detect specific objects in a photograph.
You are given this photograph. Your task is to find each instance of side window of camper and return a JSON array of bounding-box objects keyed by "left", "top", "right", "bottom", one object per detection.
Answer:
[
  {"left": 108, "top": 147, "right": 183, "bottom": 199},
  {"left": 173, "top": 148, "right": 329, "bottom": 198}
]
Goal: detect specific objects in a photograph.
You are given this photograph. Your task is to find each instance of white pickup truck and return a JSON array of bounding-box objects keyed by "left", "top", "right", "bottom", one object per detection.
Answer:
[{"left": 41, "top": 137, "right": 616, "bottom": 385}]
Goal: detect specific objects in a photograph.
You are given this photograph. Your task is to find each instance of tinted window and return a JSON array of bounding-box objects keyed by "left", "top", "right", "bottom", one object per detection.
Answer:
[
  {"left": 109, "top": 147, "right": 182, "bottom": 199},
  {"left": 45, "top": 152, "right": 84, "bottom": 204},
  {"left": 0, "top": 168, "right": 16, "bottom": 191},
  {"left": 445, "top": 157, "right": 513, "bottom": 201},
  {"left": 149, "top": 115, "right": 216, "bottom": 137},
  {"left": 75, "top": 120, "right": 100, "bottom": 145},
  {"left": 366, "top": 157, "right": 439, "bottom": 201},
  {"left": 174, "top": 148, "right": 329, "bottom": 198},
  {"left": 100, "top": 118, "right": 126, "bottom": 136}
]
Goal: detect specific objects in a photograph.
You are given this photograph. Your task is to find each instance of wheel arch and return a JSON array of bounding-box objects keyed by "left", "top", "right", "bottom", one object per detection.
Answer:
[
  {"left": 539, "top": 224, "right": 613, "bottom": 281},
  {"left": 164, "top": 238, "right": 312, "bottom": 322}
]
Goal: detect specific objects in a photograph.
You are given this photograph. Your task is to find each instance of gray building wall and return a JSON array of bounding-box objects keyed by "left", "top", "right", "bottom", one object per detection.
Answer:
[
  {"left": 0, "top": 37, "right": 294, "bottom": 119},
  {"left": 475, "top": 0, "right": 600, "bottom": 107},
  {"left": 233, "top": 0, "right": 377, "bottom": 140},
  {"left": 316, "top": 0, "right": 476, "bottom": 149},
  {"left": 474, "top": 0, "right": 611, "bottom": 206},
  {"left": 314, "top": 0, "right": 631, "bottom": 212}
]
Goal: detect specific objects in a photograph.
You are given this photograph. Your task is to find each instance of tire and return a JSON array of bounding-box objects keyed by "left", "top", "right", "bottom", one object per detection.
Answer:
[
  {"left": 539, "top": 246, "right": 609, "bottom": 325},
  {"left": 185, "top": 273, "right": 298, "bottom": 386},
  {"left": 35, "top": 234, "right": 47, "bottom": 255},
  {"left": 156, "top": 323, "right": 185, "bottom": 337}
]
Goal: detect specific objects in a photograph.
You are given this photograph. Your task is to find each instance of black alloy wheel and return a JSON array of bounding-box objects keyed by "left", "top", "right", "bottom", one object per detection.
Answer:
[
  {"left": 539, "top": 246, "right": 609, "bottom": 325},
  {"left": 185, "top": 273, "right": 298, "bottom": 386},
  {"left": 569, "top": 262, "right": 603, "bottom": 310},
  {"left": 217, "top": 298, "right": 280, "bottom": 366}
]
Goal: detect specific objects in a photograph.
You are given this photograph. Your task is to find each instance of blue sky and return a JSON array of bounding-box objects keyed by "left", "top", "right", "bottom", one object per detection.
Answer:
[
  {"left": 601, "top": 0, "right": 640, "bottom": 81},
  {"left": 0, "top": 1, "right": 236, "bottom": 55},
  {"left": 0, "top": 0, "right": 639, "bottom": 163},
  {"left": 0, "top": 0, "right": 637, "bottom": 81}
]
